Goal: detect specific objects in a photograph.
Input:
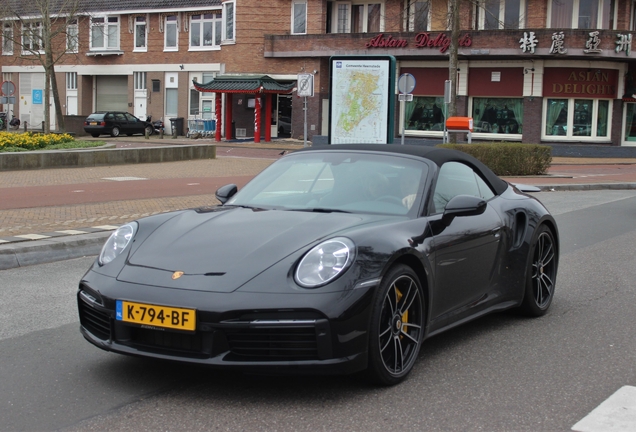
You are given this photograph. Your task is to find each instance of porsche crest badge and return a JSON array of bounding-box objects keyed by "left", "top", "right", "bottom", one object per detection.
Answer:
[{"left": 172, "top": 271, "right": 185, "bottom": 280}]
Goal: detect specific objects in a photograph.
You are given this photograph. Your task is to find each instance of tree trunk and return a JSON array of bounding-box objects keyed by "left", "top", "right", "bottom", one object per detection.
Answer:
[
  {"left": 448, "top": 0, "right": 461, "bottom": 143},
  {"left": 50, "top": 63, "right": 65, "bottom": 132}
]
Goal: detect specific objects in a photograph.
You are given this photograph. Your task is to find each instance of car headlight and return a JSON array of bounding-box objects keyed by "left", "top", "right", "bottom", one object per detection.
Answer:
[
  {"left": 98, "top": 222, "right": 137, "bottom": 266},
  {"left": 295, "top": 237, "right": 355, "bottom": 288}
]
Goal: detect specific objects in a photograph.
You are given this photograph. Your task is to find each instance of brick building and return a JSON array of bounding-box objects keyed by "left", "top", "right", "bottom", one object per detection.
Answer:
[{"left": 2, "top": 0, "right": 636, "bottom": 146}]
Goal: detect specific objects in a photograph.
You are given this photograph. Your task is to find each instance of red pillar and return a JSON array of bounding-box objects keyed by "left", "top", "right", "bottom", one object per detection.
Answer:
[
  {"left": 225, "top": 93, "right": 233, "bottom": 140},
  {"left": 265, "top": 94, "right": 272, "bottom": 142},
  {"left": 215, "top": 92, "right": 222, "bottom": 142},
  {"left": 254, "top": 96, "right": 261, "bottom": 143}
]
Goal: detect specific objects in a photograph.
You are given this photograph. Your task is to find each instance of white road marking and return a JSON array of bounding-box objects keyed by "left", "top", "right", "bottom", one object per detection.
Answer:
[
  {"left": 101, "top": 177, "right": 148, "bottom": 181},
  {"left": 572, "top": 386, "right": 636, "bottom": 431}
]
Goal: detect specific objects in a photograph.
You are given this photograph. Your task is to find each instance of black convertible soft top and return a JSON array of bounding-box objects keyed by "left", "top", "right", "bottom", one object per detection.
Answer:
[{"left": 298, "top": 144, "right": 509, "bottom": 196}]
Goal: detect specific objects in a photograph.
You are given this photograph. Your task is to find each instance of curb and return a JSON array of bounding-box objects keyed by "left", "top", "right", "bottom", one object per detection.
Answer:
[
  {"left": 0, "top": 231, "right": 110, "bottom": 270},
  {"left": 534, "top": 182, "right": 636, "bottom": 191}
]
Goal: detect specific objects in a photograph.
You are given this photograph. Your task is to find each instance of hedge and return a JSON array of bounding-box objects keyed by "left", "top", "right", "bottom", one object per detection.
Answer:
[{"left": 438, "top": 142, "right": 552, "bottom": 176}]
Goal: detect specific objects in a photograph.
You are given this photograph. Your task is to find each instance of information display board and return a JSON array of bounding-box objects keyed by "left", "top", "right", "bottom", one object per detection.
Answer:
[{"left": 328, "top": 56, "right": 395, "bottom": 144}]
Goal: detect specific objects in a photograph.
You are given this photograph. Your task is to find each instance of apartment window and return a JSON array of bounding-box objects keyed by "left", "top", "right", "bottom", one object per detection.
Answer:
[
  {"left": 223, "top": 1, "right": 235, "bottom": 41},
  {"left": 292, "top": 1, "right": 307, "bottom": 34},
  {"left": 66, "top": 19, "right": 78, "bottom": 53},
  {"left": 134, "top": 72, "right": 146, "bottom": 90},
  {"left": 22, "top": 21, "right": 43, "bottom": 53},
  {"left": 165, "top": 15, "right": 178, "bottom": 50},
  {"left": 475, "top": 0, "right": 526, "bottom": 30},
  {"left": 190, "top": 13, "right": 222, "bottom": 49},
  {"left": 2, "top": 23, "right": 12, "bottom": 55},
  {"left": 549, "top": 0, "right": 615, "bottom": 29},
  {"left": 406, "top": 1, "right": 430, "bottom": 32},
  {"left": 134, "top": 16, "right": 147, "bottom": 51},
  {"left": 66, "top": 72, "right": 77, "bottom": 90},
  {"left": 91, "top": 16, "right": 119, "bottom": 49},
  {"left": 545, "top": 98, "right": 610, "bottom": 139},
  {"left": 329, "top": 2, "right": 383, "bottom": 33}
]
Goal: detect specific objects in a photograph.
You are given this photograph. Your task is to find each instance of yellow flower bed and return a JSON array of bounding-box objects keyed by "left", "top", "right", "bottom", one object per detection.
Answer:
[{"left": 0, "top": 131, "right": 75, "bottom": 150}]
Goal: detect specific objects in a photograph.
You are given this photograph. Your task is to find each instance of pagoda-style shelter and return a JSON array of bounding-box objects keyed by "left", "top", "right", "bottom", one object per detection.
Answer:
[{"left": 193, "top": 75, "right": 295, "bottom": 143}]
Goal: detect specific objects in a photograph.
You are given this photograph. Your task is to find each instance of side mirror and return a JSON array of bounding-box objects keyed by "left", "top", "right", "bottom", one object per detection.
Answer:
[
  {"left": 215, "top": 184, "right": 238, "bottom": 204},
  {"left": 441, "top": 195, "right": 487, "bottom": 226}
]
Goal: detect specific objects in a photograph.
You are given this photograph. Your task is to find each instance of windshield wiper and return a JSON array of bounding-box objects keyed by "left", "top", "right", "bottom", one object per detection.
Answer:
[{"left": 293, "top": 207, "right": 351, "bottom": 214}]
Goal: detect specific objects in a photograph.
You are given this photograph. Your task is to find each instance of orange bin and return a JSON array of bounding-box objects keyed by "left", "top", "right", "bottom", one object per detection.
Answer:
[{"left": 446, "top": 117, "right": 474, "bottom": 132}]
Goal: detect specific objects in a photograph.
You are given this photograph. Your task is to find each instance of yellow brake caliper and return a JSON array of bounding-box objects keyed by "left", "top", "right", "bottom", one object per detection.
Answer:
[{"left": 395, "top": 287, "right": 408, "bottom": 337}]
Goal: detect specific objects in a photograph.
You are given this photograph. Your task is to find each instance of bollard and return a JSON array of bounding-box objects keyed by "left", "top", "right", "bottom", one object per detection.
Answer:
[
  {"left": 23, "top": 121, "right": 27, "bottom": 132},
  {"left": 145, "top": 129, "right": 149, "bottom": 139},
  {"left": 172, "top": 127, "right": 177, "bottom": 139},
  {"left": 159, "top": 129, "right": 164, "bottom": 139}
]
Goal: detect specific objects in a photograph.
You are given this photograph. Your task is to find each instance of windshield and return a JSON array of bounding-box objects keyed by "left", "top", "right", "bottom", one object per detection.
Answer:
[{"left": 227, "top": 151, "right": 429, "bottom": 216}]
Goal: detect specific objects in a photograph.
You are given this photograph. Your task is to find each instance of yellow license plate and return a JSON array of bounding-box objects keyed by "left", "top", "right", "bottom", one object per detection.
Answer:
[
  {"left": 116, "top": 300, "right": 196, "bottom": 331},
  {"left": 90, "top": 122, "right": 97, "bottom": 125}
]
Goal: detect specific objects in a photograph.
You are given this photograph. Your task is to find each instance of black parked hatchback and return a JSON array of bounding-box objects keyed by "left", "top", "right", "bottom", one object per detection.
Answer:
[{"left": 84, "top": 112, "right": 153, "bottom": 137}]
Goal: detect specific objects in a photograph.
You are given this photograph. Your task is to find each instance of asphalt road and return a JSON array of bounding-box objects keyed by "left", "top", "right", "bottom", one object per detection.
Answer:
[{"left": 0, "top": 190, "right": 635, "bottom": 431}]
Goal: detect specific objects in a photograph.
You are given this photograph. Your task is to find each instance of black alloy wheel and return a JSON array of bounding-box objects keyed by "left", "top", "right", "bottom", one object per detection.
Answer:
[
  {"left": 520, "top": 225, "right": 557, "bottom": 316},
  {"left": 367, "top": 264, "right": 424, "bottom": 385},
  {"left": 111, "top": 126, "right": 120, "bottom": 137}
]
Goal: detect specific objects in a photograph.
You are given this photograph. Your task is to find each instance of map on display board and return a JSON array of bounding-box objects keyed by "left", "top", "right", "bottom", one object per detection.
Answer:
[{"left": 329, "top": 56, "right": 395, "bottom": 144}]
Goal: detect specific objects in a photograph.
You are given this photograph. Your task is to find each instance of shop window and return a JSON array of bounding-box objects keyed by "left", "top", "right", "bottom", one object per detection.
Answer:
[
  {"left": 472, "top": 98, "right": 523, "bottom": 134},
  {"left": 549, "top": 0, "right": 615, "bottom": 29},
  {"left": 328, "top": 1, "right": 384, "bottom": 33},
  {"left": 624, "top": 103, "right": 636, "bottom": 141},
  {"left": 545, "top": 98, "right": 610, "bottom": 139},
  {"left": 292, "top": 1, "right": 307, "bottom": 34},
  {"left": 90, "top": 16, "right": 119, "bottom": 50},
  {"left": 406, "top": 97, "right": 446, "bottom": 132},
  {"left": 475, "top": 0, "right": 526, "bottom": 29}
]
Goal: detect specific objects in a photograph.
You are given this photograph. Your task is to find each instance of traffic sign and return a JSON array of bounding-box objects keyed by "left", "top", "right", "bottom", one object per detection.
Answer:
[
  {"left": 297, "top": 73, "right": 314, "bottom": 97},
  {"left": 1, "top": 81, "right": 16, "bottom": 96},
  {"left": 398, "top": 73, "right": 416, "bottom": 94}
]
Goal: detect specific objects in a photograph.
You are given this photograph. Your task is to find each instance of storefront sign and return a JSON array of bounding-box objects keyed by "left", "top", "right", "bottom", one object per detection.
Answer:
[
  {"left": 365, "top": 33, "right": 472, "bottom": 54},
  {"left": 543, "top": 68, "right": 618, "bottom": 98}
]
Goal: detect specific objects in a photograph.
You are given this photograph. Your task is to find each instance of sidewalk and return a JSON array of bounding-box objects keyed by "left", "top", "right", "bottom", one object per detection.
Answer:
[{"left": 1, "top": 139, "right": 636, "bottom": 270}]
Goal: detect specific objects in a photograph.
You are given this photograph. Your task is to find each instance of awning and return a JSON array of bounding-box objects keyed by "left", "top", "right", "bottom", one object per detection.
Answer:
[{"left": 193, "top": 74, "right": 295, "bottom": 94}]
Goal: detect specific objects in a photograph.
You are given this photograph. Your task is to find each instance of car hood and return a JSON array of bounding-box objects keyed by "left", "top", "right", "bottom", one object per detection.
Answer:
[{"left": 117, "top": 207, "right": 386, "bottom": 292}]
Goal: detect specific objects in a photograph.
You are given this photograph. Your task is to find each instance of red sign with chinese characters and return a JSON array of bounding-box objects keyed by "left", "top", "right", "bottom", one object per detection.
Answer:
[{"left": 543, "top": 68, "right": 618, "bottom": 98}]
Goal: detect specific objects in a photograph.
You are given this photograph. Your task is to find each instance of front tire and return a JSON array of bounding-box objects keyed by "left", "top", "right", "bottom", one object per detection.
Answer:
[
  {"left": 366, "top": 264, "right": 424, "bottom": 385},
  {"left": 110, "top": 126, "right": 120, "bottom": 137},
  {"left": 145, "top": 125, "right": 153, "bottom": 136},
  {"left": 520, "top": 225, "right": 557, "bottom": 316}
]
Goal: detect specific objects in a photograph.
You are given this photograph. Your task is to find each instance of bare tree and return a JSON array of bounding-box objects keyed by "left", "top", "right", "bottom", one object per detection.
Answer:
[{"left": 0, "top": 0, "right": 82, "bottom": 133}]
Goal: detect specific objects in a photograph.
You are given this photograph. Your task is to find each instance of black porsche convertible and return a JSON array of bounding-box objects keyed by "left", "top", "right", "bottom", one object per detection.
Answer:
[{"left": 78, "top": 144, "right": 558, "bottom": 385}]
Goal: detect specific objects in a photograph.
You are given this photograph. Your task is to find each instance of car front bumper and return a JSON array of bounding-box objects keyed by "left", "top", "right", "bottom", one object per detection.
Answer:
[{"left": 78, "top": 270, "right": 375, "bottom": 375}]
